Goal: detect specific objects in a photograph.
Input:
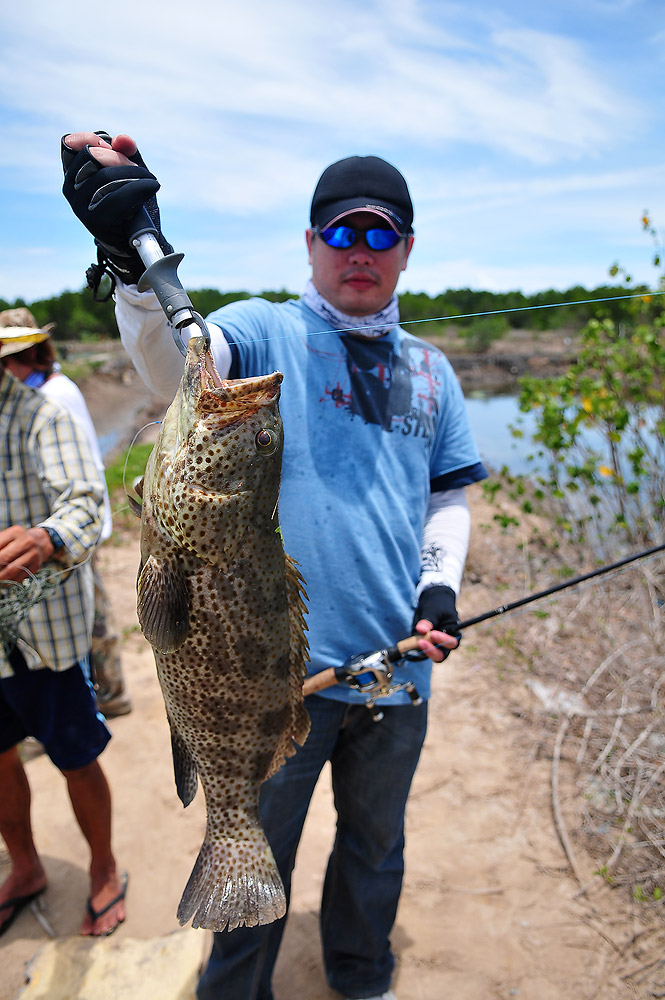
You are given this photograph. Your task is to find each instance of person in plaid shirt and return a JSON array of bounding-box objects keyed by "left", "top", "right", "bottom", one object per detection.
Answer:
[
  {"left": 0, "top": 308, "right": 132, "bottom": 719},
  {"left": 0, "top": 319, "right": 128, "bottom": 938}
]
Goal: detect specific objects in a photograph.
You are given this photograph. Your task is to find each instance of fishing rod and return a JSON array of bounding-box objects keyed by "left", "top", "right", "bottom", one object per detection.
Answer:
[
  {"left": 456, "top": 540, "right": 665, "bottom": 630},
  {"left": 302, "top": 540, "right": 665, "bottom": 714}
]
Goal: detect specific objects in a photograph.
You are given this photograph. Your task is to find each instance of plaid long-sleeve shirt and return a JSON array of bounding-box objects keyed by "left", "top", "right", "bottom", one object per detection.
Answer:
[{"left": 0, "top": 369, "right": 105, "bottom": 677}]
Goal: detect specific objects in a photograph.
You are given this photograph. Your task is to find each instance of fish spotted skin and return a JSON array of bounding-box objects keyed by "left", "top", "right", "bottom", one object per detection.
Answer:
[{"left": 135, "top": 336, "right": 309, "bottom": 932}]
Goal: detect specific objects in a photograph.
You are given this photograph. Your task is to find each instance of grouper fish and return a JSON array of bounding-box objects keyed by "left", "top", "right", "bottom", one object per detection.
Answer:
[{"left": 134, "top": 335, "right": 310, "bottom": 932}]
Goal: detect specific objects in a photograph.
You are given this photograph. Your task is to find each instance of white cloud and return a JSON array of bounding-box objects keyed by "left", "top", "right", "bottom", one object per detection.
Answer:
[
  {"left": 0, "top": 0, "right": 638, "bottom": 183},
  {"left": 0, "top": 0, "right": 661, "bottom": 301}
]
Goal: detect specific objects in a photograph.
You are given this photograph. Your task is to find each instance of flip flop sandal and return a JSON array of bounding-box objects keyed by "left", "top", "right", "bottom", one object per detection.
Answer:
[
  {"left": 0, "top": 888, "right": 46, "bottom": 937},
  {"left": 85, "top": 871, "right": 129, "bottom": 937}
]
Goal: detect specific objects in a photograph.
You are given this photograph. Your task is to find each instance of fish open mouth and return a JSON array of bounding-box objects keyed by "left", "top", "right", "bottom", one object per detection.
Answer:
[{"left": 187, "top": 338, "right": 283, "bottom": 419}]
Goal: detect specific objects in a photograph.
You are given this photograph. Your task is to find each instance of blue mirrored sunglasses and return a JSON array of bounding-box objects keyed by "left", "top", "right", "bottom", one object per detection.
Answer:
[{"left": 313, "top": 225, "right": 404, "bottom": 251}]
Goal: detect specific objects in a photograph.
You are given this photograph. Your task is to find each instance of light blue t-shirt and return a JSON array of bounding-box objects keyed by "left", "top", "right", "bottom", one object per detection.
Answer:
[{"left": 207, "top": 296, "right": 486, "bottom": 704}]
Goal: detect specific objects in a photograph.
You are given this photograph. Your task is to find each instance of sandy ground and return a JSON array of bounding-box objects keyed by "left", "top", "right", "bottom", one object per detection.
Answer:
[{"left": 0, "top": 356, "right": 655, "bottom": 999}]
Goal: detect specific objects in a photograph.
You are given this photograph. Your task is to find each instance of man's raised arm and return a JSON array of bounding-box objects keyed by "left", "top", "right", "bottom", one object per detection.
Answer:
[{"left": 61, "top": 131, "right": 229, "bottom": 397}]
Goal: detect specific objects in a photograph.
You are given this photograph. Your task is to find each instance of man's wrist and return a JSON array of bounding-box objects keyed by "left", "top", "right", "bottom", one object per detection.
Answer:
[{"left": 39, "top": 525, "right": 66, "bottom": 558}]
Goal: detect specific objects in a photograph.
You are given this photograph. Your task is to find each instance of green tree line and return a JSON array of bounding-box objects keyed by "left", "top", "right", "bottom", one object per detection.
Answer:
[{"left": 1, "top": 282, "right": 658, "bottom": 344}]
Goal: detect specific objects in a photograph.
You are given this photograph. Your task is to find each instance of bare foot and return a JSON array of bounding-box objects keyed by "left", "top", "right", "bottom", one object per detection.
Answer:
[{"left": 79, "top": 870, "right": 128, "bottom": 937}]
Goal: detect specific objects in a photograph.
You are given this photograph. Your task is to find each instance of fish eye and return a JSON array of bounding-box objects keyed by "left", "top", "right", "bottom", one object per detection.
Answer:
[{"left": 255, "top": 428, "right": 278, "bottom": 454}]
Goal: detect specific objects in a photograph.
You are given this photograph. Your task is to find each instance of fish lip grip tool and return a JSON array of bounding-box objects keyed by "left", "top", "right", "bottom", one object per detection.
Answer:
[{"left": 129, "top": 207, "right": 210, "bottom": 356}]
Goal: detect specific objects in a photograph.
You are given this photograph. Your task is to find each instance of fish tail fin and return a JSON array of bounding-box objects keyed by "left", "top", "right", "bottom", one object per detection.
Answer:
[{"left": 177, "top": 835, "right": 286, "bottom": 932}]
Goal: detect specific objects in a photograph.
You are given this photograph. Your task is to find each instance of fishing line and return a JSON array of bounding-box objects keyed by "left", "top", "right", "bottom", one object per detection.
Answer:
[
  {"left": 0, "top": 568, "right": 61, "bottom": 646},
  {"left": 120, "top": 420, "right": 162, "bottom": 499},
  {"left": 0, "top": 419, "right": 164, "bottom": 640},
  {"left": 0, "top": 557, "right": 91, "bottom": 650},
  {"left": 221, "top": 288, "right": 665, "bottom": 348},
  {"left": 0, "top": 419, "right": 164, "bottom": 627}
]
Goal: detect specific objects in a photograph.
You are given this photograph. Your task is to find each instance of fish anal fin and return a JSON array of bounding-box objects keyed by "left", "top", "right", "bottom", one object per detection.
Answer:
[
  {"left": 168, "top": 719, "right": 198, "bottom": 807},
  {"left": 137, "top": 554, "right": 189, "bottom": 652}
]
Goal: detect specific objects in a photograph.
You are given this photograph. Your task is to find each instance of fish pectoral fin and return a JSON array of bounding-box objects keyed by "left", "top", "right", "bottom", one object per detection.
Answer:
[
  {"left": 137, "top": 554, "right": 190, "bottom": 652},
  {"left": 168, "top": 719, "right": 198, "bottom": 807}
]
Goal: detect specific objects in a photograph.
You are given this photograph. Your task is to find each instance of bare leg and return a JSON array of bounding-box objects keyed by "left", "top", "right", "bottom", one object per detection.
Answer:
[
  {"left": 0, "top": 747, "right": 48, "bottom": 913},
  {"left": 62, "top": 759, "right": 126, "bottom": 935}
]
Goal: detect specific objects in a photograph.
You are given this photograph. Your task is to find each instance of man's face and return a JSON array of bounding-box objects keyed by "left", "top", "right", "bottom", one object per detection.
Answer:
[{"left": 306, "top": 211, "right": 414, "bottom": 316}]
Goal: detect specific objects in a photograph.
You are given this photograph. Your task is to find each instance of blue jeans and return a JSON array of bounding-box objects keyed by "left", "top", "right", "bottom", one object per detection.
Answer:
[{"left": 197, "top": 694, "right": 428, "bottom": 1000}]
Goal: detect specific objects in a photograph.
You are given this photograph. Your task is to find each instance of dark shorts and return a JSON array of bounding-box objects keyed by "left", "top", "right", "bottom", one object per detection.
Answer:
[{"left": 0, "top": 646, "right": 112, "bottom": 771}]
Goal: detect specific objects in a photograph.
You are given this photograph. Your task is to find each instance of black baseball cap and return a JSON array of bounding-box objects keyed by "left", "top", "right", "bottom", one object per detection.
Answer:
[{"left": 310, "top": 155, "right": 414, "bottom": 235}]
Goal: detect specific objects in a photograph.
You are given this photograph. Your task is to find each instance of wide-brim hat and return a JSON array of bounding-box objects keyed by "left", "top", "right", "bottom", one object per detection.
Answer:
[{"left": 0, "top": 307, "right": 55, "bottom": 359}]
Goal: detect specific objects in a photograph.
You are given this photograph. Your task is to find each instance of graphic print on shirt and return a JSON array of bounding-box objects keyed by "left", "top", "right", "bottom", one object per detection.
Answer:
[{"left": 317, "top": 336, "right": 441, "bottom": 438}]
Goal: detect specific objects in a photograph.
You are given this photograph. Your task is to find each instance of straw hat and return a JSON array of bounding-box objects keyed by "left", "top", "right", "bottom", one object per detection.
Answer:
[{"left": 0, "top": 308, "right": 55, "bottom": 359}]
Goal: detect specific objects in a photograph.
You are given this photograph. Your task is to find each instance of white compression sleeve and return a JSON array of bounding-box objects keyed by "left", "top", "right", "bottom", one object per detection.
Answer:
[
  {"left": 114, "top": 281, "right": 231, "bottom": 397},
  {"left": 416, "top": 488, "right": 470, "bottom": 598}
]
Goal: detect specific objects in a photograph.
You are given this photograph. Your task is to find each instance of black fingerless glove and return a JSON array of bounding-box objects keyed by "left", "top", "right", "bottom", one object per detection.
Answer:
[
  {"left": 411, "top": 585, "right": 462, "bottom": 660},
  {"left": 61, "top": 131, "right": 173, "bottom": 294}
]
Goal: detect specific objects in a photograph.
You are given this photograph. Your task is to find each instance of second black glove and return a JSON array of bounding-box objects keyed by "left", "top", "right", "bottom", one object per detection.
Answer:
[{"left": 411, "top": 584, "right": 462, "bottom": 660}]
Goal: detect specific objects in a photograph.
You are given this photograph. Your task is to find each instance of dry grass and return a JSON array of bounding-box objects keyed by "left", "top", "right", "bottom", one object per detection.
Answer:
[{"left": 466, "top": 488, "right": 665, "bottom": 997}]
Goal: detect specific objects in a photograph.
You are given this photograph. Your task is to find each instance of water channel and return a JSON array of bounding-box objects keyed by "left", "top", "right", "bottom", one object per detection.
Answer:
[{"left": 464, "top": 392, "right": 540, "bottom": 476}]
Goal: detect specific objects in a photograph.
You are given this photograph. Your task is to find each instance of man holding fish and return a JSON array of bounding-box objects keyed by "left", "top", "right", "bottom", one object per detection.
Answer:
[{"left": 62, "top": 131, "right": 487, "bottom": 1000}]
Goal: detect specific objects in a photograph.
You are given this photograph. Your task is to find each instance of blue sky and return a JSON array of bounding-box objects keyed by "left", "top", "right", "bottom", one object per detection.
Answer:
[{"left": 1, "top": 0, "right": 663, "bottom": 306}]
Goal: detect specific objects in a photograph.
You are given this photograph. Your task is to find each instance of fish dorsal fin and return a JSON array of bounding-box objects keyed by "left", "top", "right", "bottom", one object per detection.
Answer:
[
  {"left": 264, "top": 551, "right": 310, "bottom": 780},
  {"left": 285, "top": 553, "right": 309, "bottom": 682},
  {"left": 137, "top": 554, "right": 189, "bottom": 652}
]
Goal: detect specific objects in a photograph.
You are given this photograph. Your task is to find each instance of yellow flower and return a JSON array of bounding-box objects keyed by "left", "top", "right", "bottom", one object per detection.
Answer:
[{"left": 599, "top": 465, "right": 614, "bottom": 478}]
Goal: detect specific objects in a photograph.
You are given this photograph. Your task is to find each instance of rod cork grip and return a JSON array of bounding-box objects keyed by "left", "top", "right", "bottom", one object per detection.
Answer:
[{"left": 395, "top": 632, "right": 432, "bottom": 657}]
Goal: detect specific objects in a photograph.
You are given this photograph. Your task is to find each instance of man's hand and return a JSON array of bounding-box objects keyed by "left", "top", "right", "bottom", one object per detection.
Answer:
[
  {"left": 61, "top": 130, "right": 173, "bottom": 286},
  {"left": 63, "top": 132, "right": 138, "bottom": 166},
  {"left": 412, "top": 584, "right": 462, "bottom": 663},
  {"left": 0, "top": 526, "right": 54, "bottom": 582}
]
